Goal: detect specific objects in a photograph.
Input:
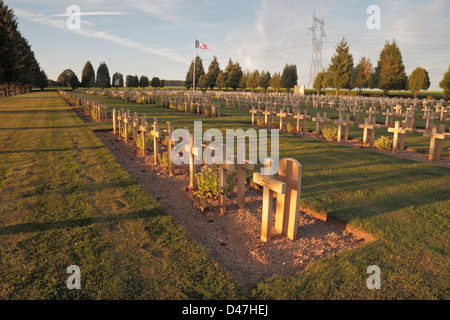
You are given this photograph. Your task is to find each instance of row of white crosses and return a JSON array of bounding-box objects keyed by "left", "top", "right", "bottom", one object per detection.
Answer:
[{"left": 59, "top": 90, "right": 108, "bottom": 121}]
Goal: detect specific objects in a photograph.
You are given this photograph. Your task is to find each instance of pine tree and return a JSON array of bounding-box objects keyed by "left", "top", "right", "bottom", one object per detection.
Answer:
[
  {"left": 408, "top": 67, "right": 430, "bottom": 98},
  {"left": 374, "top": 40, "right": 407, "bottom": 96},
  {"left": 205, "top": 56, "right": 220, "bottom": 90},
  {"left": 185, "top": 55, "right": 205, "bottom": 89},
  {"left": 151, "top": 76, "right": 160, "bottom": 88},
  {"left": 327, "top": 38, "right": 354, "bottom": 95},
  {"left": 139, "top": 75, "right": 149, "bottom": 88},
  {"left": 270, "top": 72, "right": 281, "bottom": 93},
  {"left": 81, "top": 61, "right": 96, "bottom": 89},
  {"left": 96, "top": 62, "right": 110, "bottom": 89},
  {"left": 215, "top": 70, "right": 225, "bottom": 90},
  {"left": 259, "top": 70, "right": 271, "bottom": 92},
  {"left": 351, "top": 56, "right": 372, "bottom": 94},
  {"left": 280, "top": 64, "right": 298, "bottom": 93},
  {"left": 226, "top": 61, "right": 242, "bottom": 91},
  {"left": 247, "top": 69, "right": 260, "bottom": 92}
]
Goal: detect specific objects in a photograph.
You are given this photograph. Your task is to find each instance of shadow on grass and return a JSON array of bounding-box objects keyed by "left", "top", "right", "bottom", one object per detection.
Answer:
[
  {"left": 0, "top": 146, "right": 105, "bottom": 154},
  {"left": 0, "top": 208, "right": 165, "bottom": 236}
]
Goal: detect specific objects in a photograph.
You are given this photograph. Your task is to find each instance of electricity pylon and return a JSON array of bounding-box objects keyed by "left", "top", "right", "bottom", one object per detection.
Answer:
[{"left": 308, "top": 12, "right": 326, "bottom": 88}]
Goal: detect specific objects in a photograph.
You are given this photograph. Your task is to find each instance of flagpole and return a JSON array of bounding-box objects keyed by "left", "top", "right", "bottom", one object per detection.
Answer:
[{"left": 193, "top": 36, "right": 196, "bottom": 94}]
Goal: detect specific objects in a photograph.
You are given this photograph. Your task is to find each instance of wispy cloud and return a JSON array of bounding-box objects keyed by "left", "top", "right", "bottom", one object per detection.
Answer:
[
  {"left": 52, "top": 11, "right": 128, "bottom": 17},
  {"left": 13, "top": 8, "right": 188, "bottom": 65}
]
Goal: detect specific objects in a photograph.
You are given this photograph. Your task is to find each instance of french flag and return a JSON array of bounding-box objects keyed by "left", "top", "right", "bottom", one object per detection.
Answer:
[{"left": 195, "top": 40, "right": 207, "bottom": 50}]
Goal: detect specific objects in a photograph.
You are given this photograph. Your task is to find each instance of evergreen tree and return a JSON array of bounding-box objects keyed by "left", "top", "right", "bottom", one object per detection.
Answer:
[
  {"left": 439, "top": 65, "right": 450, "bottom": 100},
  {"left": 112, "top": 72, "right": 124, "bottom": 88},
  {"left": 247, "top": 69, "right": 260, "bottom": 92},
  {"left": 36, "top": 69, "right": 48, "bottom": 90},
  {"left": 270, "top": 72, "right": 281, "bottom": 93},
  {"left": 280, "top": 63, "right": 298, "bottom": 93},
  {"left": 226, "top": 61, "right": 242, "bottom": 91},
  {"left": 0, "top": 2, "right": 41, "bottom": 95},
  {"left": 327, "top": 38, "right": 353, "bottom": 95},
  {"left": 215, "top": 70, "right": 225, "bottom": 90},
  {"left": 185, "top": 55, "right": 205, "bottom": 89},
  {"left": 374, "top": 39, "right": 407, "bottom": 96},
  {"left": 351, "top": 56, "right": 372, "bottom": 94},
  {"left": 408, "top": 67, "right": 430, "bottom": 98},
  {"left": 96, "top": 62, "right": 110, "bottom": 89},
  {"left": 205, "top": 56, "right": 220, "bottom": 90},
  {"left": 81, "top": 61, "right": 96, "bottom": 89},
  {"left": 151, "top": 76, "right": 160, "bottom": 88},
  {"left": 259, "top": 70, "right": 271, "bottom": 92},
  {"left": 139, "top": 75, "right": 149, "bottom": 88},
  {"left": 224, "top": 59, "right": 234, "bottom": 90}
]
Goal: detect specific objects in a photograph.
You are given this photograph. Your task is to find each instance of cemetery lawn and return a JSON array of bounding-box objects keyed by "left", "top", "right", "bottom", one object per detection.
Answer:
[
  {"left": 1, "top": 91, "right": 449, "bottom": 300},
  {"left": 0, "top": 91, "right": 245, "bottom": 299}
]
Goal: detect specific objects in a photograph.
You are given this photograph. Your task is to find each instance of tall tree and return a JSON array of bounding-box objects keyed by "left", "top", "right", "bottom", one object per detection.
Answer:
[
  {"left": 81, "top": 61, "right": 96, "bottom": 89},
  {"left": 408, "top": 67, "right": 430, "bottom": 98},
  {"left": 139, "top": 75, "right": 149, "bottom": 88},
  {"left": 112, "top": 72, "right": 124, "bottom": 88},
  {"left": 224, "top": 59, "right": 234, "bottom": 91},
  {"left": 246, "top": 69, "right": 260, "bottom": 92},
  {"left": 373, "top": 39, "right": 407, "bottom": 96},
  {"left": 96, "top": 62, "right": 110, "bottom": 89},
  {"left": 327, "top": 38, "right": 354, "bottom": 95},
  {"left": 126, "top": 74, "right": 139, "bottom": 88},
  {"left": 36, "top": 69, "right": 48, "bottom": 90},
  {"left": 259, "top": 70, "right": 271, "bottom": 92},
  {"left": 185, "top": 55, "right": 205, "bottom": 89},
  {"left": 226, "top": 61, "right": 243, "bottom": 91},
  {"left": 270, "top": 72, "right": 281, "bottom": 93},
  {"left": 1, "top": 2, "right": 41, "bottom": 96},
  {"left": 439, "top": 65, "right": 450, "bottom": 100},
  {"left": 351, "top": 56, "right": 372, "bottom": 94},
  {"left": 151, "top": 76, "right": 160, "bottom": 88},
  {"left": 205, "top": 56, "right": 220, "bottom": 90},
  {"left": 280, "top": 63, "right": 298, "bottom": 93},
  {"left": 313, "top": 70, "right": 326, "bottom": 95},
  {"left": 215, "top": 70, "right": 225, "bottom": 90}
]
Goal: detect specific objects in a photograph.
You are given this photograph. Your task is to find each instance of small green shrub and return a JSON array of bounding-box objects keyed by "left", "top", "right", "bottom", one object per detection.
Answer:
[
  {"left": 158, "top": 152, "right": 170, "bottom": 169},
  {"left": 286, "top": 121, "right": 296, "bottom": 133},
  {"left": 322, "top": 126, "right": 338, "bottom": 140},
  {"left": 204, "top": 109, "right": 212, "bottom": 117},
  {"left": 120, "top": 126, "right": 133, "bottom": 139},
  {"left": 135, "top": 132, "right": 154, "bottom": 150},
  {"left": 375, "top": 136, "right": 393, "bottom": 150}
]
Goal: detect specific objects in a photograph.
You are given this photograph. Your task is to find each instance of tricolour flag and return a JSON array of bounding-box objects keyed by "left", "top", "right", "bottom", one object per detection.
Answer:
[{"left": 195, "top": 40, "right": 207, "bottom": 50}]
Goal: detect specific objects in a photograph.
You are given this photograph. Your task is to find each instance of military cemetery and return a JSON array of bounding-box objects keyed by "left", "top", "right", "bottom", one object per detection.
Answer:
[{"left": 0, "top": 0, "right": 449, "bottom": 307}]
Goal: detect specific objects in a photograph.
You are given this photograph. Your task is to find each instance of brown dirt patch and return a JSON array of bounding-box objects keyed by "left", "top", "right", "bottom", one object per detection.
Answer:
[{"left": 93, "top": 130, "right": 367, "bottom": 287}]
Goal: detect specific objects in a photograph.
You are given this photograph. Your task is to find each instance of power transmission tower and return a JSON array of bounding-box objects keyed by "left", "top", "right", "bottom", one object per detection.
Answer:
[{"left": 308, "top": 12, "right": 326, "bottom": 88}]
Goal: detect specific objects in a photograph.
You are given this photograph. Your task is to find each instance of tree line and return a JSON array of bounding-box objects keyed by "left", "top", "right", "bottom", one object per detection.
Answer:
[
  {"left": 314, "top": 37, "right": 450, "bottom": 99},
  {"left": 0, "top": 1, "right": 47, "bottom": 96},
  {"left": 185, "top": 56, "right": 298, "bottom": 93},
  {"left": 56, "top": 61, "right": 166, "bottom": 90}
]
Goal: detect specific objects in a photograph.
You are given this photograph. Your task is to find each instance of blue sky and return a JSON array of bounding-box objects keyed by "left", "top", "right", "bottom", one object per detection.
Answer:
[{"left": 7, "top": 0, "right": 450, "bottom": 90}]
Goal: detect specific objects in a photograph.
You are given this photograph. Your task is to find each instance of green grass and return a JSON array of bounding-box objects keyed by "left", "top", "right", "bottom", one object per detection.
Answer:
[
  {"left": 0, "top": 92, "right": 245, "bottom": 299},
  {"left": 1, "top": 91, "right": 449, "bottom": 300}
]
